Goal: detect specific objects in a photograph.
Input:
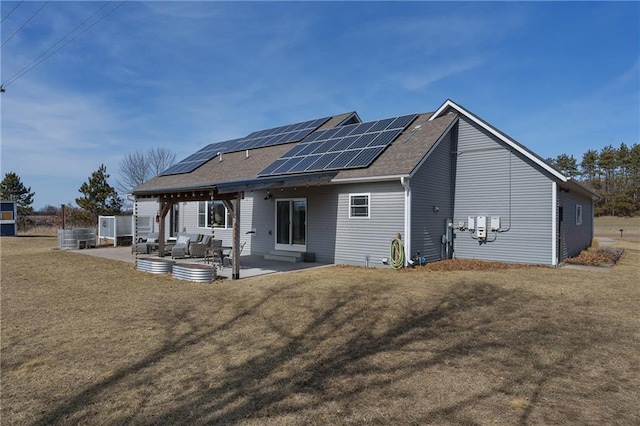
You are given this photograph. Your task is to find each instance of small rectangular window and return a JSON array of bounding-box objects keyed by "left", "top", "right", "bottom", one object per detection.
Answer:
[
  {"left": 575, "top": 204, "right": 583, "bottom": 225},
  {"left": 1, "top": 211, "right": 13, "bottom": 221},
  {"left": 349, "top": 193, "right": 370, "bottom": 218}
]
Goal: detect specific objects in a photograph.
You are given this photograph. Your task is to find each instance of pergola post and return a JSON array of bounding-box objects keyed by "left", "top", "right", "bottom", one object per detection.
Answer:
[
  {"left": 157, "top": 200, "right": 172, "bottom": 257},
  {"left": 223, "top": 196, "right": 241, "bottom": 280}
]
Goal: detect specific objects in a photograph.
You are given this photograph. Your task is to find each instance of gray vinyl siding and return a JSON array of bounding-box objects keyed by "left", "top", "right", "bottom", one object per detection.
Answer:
[
  {"left": 176, "top": 198, "right": 255, "bottom": 254},
  {"left": 558, "top": 190, "right": 593, "bottom": 260},
  {"left": 247, "top": 183, "right": 404, "bottom": 265},
  {"left": 411, "top": 128, "right": 454, "bottom": 263},
  {"left": 334, "top": 182, "right": 405, "bottom": 266},
  {"left": 244, "top": 187, "right": 339, "bottom": 262},
  {"left": 452, "top": 116, "right": 554, "bottom": 265}
]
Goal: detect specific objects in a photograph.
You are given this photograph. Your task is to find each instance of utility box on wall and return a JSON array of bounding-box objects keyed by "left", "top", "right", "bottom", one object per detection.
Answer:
[
  {"left": 0, "top": 200, "right": 18, "bottom": 236},
  {"left": 476, "top": 216, "right": 487, "bottom": 239}
]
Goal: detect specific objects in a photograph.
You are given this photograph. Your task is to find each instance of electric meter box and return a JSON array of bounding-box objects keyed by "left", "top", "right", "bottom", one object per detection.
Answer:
[
  {"left": 467, "top": 216, "right": 475, "bottom": 231},
  {"left": 476, "top": 216, "right": 487, "bottom": 239},
  {"left": 491, "top": 216, "right": 501, "bottom": 231}
]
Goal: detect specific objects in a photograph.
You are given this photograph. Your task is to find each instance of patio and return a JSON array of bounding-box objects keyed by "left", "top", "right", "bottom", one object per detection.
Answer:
[{"left": 71, "top": 245, "right": 330, "bottom": 280}]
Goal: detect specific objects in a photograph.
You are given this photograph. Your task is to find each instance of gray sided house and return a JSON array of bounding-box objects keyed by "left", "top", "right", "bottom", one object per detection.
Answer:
[{"left": 133, "top": 100, "right": 599, "bottom": 278}]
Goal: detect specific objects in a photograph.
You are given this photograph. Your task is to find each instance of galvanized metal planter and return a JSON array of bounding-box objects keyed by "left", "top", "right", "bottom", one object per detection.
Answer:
[
  {"left": 136, "top": 257, "right": 174, "bottom": 274},
  {"left": 172, "top": 263, "right": 216, "bottom": 283},
  {"left": 57, "top": 228, "right": 96, "bottom": 250}
]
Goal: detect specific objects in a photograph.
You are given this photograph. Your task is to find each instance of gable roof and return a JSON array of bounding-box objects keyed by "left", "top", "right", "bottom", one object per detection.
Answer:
[
  {"left": 430, "top": 99, "right": 600, "bottom": 200},
  {"left": 133, "top": 100, "right": 598, "bottom": 201}
]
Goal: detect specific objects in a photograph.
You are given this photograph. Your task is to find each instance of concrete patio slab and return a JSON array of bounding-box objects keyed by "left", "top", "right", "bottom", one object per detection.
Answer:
[{"left": 68, "top": 246, "right": 331, "bottom": 279}]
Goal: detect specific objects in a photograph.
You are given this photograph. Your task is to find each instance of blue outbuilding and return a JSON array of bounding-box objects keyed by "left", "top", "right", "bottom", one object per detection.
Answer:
[{"left": 1, "top": 200, "right": 18, "bottom": 236}]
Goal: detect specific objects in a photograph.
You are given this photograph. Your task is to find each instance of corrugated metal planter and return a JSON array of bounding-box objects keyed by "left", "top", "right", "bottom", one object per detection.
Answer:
[
  {"left": 136, "top": 257, "right": 174, "bottom": 274},
  {"left": 57, "top": 228, "right": 96, "bottom": 250},
  {"left": 172, "top": 263, "right": 216, "bottom": 283}
]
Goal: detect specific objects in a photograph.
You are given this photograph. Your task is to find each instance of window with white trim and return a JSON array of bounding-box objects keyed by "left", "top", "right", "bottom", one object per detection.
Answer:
[
  {"left": 198, "top": 201, "right": 233, "bottom": 228},
  {"left": 349, "top": 193, "right": 370, "bottom": 218},
  {"left": 575, "top": 204, "right": 583, "bottom": 226}
]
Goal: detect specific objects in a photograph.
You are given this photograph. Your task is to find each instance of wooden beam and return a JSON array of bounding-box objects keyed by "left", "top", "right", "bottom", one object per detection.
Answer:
[
  {"left": 157, "top": 200, "right": 173, "bottom": 257},
  {"left": 222, "top": 197, "right": 241, "bottom": 280}
]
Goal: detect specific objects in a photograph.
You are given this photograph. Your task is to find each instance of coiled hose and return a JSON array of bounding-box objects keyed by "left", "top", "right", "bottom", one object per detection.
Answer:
[{"left": 390, "top": 237, "right": 404, "bottom": 269}]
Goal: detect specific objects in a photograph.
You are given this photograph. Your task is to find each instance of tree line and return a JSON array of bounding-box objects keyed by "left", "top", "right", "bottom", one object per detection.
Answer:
[
  {"left": 547, "top": 143, "right": 640, "bottom": 216},
  {"left": 3, "top": 142, "right": 638, "bottom": 232},
  {"left": 1, "top": 147, "right": 175, "bottom": 230}
]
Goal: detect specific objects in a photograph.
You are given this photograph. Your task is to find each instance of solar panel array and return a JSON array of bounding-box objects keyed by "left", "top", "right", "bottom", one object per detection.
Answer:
[
  {"left": 258, "top": 113, "right": 418, "bottom": 176},
  {"left": 160, "top": 116, "right": 331, "bottom": 176}
]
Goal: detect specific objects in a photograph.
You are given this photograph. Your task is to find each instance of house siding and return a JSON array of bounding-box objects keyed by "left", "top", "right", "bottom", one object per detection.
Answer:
[
  {"left": 410, "top": 128, "right": 455, "bottom": 263},
  {"left": 452, "top": 116, "right": 554, "bottom": 265},
  {"left": 248, "top": 182, "right": 405, "bottom": 266},
  {"left": 558, "top": 189, "right": 594, "bottom": 261},
  {"left": 334, "top": 182, "right": 405, "bottom": 266},
  {"left": 178, "top": 197, "right": 256, "bottom": 254}
]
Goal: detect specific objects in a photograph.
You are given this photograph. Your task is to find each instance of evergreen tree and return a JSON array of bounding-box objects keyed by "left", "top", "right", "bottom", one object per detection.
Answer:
[
  {"left": 0, "top": 171, "right": 35, "bottom": 216},
  {"left": 76, "top": 164, "right": 122, "bottom": 222},
  {"left": 554, "top": 154, "right": 579, "bottom": 177},
  {"left": 580, "top": 149, "right": 599, "bottom": 183}
]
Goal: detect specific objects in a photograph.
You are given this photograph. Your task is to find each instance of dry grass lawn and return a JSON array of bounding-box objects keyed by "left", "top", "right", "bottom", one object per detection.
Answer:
[{"left": 2, "top": 229, "right": 639, "bottom": 424}]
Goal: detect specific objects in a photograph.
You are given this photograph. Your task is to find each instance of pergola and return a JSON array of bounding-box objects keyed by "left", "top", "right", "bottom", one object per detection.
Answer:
[
  {"left": 135, "top": 187, "right": 242, "bottom": 279},
  {"left": 133, "top": 172, "right": 337, "bottom": 280}
]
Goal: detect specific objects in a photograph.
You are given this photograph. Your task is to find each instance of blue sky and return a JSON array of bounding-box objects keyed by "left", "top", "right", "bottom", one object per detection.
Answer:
[{"left": 1, "top": 1, "right": 638, "bottom": 209}]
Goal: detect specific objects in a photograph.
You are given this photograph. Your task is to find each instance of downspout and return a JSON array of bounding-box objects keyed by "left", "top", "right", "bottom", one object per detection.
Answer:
[
  {"left": 401, "top": 176, "right": 411, "bottom": 267},
  {"left": 551, "top": 182, "right": 558, "bottom": 266}
]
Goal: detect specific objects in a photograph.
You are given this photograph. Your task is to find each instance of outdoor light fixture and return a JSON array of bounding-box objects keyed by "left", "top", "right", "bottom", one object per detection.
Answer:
[{"left": 264, "top": 193, "right": 273, "bottom": 200}]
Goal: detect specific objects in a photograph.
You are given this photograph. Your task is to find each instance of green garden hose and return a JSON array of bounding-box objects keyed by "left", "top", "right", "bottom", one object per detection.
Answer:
[{"left": 390, "top": 237, "right": 404, "bottom": 269}]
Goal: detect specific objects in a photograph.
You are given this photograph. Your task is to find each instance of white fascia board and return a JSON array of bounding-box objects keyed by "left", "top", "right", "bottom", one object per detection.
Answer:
[
  {"left": 430, "top": 99, "right": 567, "bottom": 182},
  {"left": 551, "top": 182, "right": 558, "bottom": 266},
  {"left": 331, "top": 174, "right": 409, "bottom": 184},
  {"left": 409, "top": 116, "right": 459, "bottom": 178}
]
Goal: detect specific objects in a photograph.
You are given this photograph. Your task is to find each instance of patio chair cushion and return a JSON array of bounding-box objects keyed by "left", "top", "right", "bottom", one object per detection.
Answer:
[
  {"left": 176, "top": 234, "right": 190, "bottom": 245},
  {"left": 189, "top": 233, "right": 202, "bottom": 243}
]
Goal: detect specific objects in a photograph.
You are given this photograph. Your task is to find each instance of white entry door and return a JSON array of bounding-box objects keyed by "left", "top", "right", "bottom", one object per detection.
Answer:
[{"left": 275, "top": 198, "right": 307, "bottom": 251}]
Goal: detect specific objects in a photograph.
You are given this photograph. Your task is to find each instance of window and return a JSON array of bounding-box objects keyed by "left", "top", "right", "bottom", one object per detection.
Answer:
[
  {"left": 198, "top": 201, "right": 233, "bottom": 228},
  {"left": 349, "top": 193, "right": 370, "bottom": 218},
  {"left": 575, "top": 204, "right": 583, "bottom": 226}
]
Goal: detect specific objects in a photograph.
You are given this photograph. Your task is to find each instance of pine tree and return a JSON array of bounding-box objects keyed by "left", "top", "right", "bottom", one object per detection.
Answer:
[
  {"left": 0, "top": 172, "right": 35, "bottom": 216},
  {"left": 76, "top": 164, "right": 122, "bottom": 221}
]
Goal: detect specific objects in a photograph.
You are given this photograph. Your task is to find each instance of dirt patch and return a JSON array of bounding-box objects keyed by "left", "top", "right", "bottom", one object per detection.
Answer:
[
  {"left": 420, "top": 258, "right": 543, "bottom": 271},
  {"left": 565, "top": 247, "right": 625, "bottom": 267}
]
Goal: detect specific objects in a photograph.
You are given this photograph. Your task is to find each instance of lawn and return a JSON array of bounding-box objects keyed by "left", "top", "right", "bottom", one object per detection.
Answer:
[
  {"left": 595, "top": 216, "right": 640, "bottom": 238},
  {"left": 1, "top": 234, "right": 639, "bottom": 425}
]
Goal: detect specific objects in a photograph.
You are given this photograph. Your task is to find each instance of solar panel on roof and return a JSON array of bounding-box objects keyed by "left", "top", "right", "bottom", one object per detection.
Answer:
[
  {"left": 258, "top": 113, "right": 418, "bottom": 177},
  {"left": 159, "top": 116, "right": 331, "bottom": 176}
]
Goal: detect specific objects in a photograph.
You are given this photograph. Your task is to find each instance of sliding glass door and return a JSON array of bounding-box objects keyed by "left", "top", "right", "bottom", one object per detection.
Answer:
[{"left": 275, "top": 198, "right": 306, "bottom": 251}]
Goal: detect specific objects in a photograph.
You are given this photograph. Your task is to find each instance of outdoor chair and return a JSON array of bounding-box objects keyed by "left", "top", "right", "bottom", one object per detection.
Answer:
[
  {"left": 205, "top": 239, "right": 224, "bottom": 266},
  {"left": 190, "top": 234, "right": 213, "bottom": 258},
  {"left": 171, "top": 233, "right": 203, "bottom": 258},
  {"left": 133, "top": 232, "right": 159, "bottom": 254},
  {"left": 223, "top": 241, "right": 246, "bottom": 267},
  {"left": 171, "top": 233, "right": 192, "bottom": 259}
]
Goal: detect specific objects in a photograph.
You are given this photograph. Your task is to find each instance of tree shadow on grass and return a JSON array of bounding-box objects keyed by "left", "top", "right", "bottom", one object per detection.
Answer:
[{"left": 34, "top": 281, "right": 621, "bottom": 425}]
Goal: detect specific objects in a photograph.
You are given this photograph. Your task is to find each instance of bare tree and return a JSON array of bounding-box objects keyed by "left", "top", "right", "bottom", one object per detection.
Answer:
[
  {"left": 117, "top": 147, "right": 176, "bottom": 194},
  {"left": 147, "top": 147, "right": 177, "bottom": 177}
]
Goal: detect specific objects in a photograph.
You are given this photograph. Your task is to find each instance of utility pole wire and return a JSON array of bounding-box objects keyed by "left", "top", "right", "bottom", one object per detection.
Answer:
[
  {"left": 1, "top": 1, "right": 49, "bottom": 47},
  {"left": 5, "top": 1, "right": 112, "bottom": 87},
  {"left": 2, "top": 1, "right": 128, "bottom": 89},
  {"left": 1, "top": 0, "right": 25, "bottom": 24}
]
